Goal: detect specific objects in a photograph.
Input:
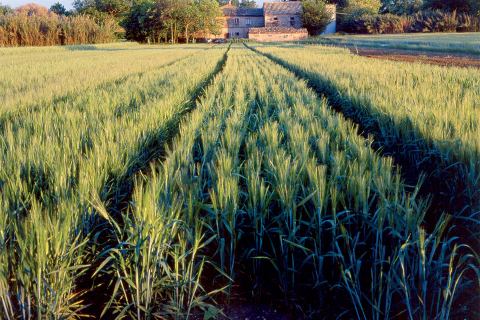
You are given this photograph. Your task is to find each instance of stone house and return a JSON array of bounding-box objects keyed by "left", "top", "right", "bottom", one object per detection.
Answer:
[
  {"left": 209, "top": 1, "right": 335, "bottom": 42},
  {"left": 220, "top": 4, "right": 264, "bottom": 39},
  {"left": 263, "top": 1, "right": 303, "bottom": 29}
]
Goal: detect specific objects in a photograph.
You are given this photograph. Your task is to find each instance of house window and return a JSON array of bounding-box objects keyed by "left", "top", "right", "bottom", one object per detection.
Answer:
[
  {"left": 233, "top": 18, "right": 239, "bottom": 26},
  {"left": 290, "top": 17, "right": 295, "bottom": 26},
  {"left": 246, "top": 18, "right": 251, "bottom": 26},
  {"left": 235, "top": 32, "right": 240, "bottom": 37}
]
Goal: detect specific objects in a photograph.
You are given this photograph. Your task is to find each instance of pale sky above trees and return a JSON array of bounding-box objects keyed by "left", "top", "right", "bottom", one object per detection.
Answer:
[{"left": 3, "top": 0, "right": 74, "bottom": 9}]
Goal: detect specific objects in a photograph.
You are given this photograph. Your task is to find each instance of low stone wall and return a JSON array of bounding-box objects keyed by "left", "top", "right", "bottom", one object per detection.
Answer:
[{"left": 248, "top": 27, "right": 308, "bottom": 42}]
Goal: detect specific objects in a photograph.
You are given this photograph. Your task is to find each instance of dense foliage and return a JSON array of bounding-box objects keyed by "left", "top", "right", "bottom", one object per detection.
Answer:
[
  {"left": 340, "top": 9, "right": 480, "bottom": 33},
  {"left": 423, "top": 0, "right": 480, "bottom": 14},
  {"left": 49, "top": 2, "right": 69, "bottom": 15},
  {"left": 382, "top": 0, "right": 423, "bottom": 14},
  {"left": 339, "top": 0, "right": 480, "bottom": 33},
  {"left": 124, "top": 0, "right": 221, "bottom": 43},
  {"left": 301, "top": 0, "right": 335, "bottom": 35}
]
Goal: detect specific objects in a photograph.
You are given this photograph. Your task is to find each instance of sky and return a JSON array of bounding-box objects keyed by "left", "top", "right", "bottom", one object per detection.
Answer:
[
  {"left": 2, "top": 0, "right": 74, "bottom": 9},
  {"left": 1, "top": 0, "right": 267, "bottom": 10}
]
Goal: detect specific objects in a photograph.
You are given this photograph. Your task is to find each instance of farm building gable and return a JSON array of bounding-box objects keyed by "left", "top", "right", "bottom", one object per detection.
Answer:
[
  {"left": 222, "top": 6, "right": 264, "bottom": 17},
  {"left": 263, "top": 1, "right": 303, "bottom": 15}
]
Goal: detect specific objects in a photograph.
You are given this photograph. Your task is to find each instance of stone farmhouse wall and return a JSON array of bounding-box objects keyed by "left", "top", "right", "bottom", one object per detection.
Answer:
[
  {"left": 263, "top": 1, "right": 303, "bottom": 29},
  {"left": 264, "top": 13, "right": 302, "bottom": 29},
  {"left": 223, "top": 16, "right": 264, "bottom": 38},
  {"left": 249, "top": 27, "right": 308, "bottom": 42}
]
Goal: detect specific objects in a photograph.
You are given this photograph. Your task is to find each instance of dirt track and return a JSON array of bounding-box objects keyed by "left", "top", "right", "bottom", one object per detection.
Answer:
[{"left": 351, "top": 47, "right": 480, "bottom": 68}]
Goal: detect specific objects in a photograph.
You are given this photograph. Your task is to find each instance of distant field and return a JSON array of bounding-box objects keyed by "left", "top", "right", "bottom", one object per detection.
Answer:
[
  {"left": 316, "top": 32, "right": 480, "bottom": 55},
  {"left": 0, "top": 42, "right": 211, "bottom": 115},
  {"left": 0, "top": 42, "right": 479, "bottom": 319}
]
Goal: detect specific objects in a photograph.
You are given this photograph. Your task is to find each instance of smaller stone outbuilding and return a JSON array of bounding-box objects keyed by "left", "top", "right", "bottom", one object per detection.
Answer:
[
  {"left": 248, "top": 27, "right": 308, "bottom": 42},
  {"left": 263, "top": 1, "right": 303, "bottom": 29}
]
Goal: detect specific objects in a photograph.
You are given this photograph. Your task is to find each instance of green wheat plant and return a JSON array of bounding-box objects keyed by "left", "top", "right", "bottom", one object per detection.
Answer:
[{"left": 1, "top": 42, "right": 478, "bottom": 320}]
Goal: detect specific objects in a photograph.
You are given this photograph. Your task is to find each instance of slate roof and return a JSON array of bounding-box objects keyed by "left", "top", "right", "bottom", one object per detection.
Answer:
[
  {"left": 263, "top": 1, "right": 302, "bottom": 15},
  {"left": 249, "top": 27, "right": 307, "bottom": 34},
  {"left": 222, "top": 5, "right": 264, "bottom": 17}
]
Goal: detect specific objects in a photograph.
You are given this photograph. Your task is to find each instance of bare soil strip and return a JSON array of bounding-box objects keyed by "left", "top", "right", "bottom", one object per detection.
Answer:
[{"left": 350, "top": 47, "right": 480, "bottom": 68}]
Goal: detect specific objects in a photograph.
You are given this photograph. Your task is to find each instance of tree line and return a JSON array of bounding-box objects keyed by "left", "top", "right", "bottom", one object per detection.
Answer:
[
  {"left": 0, "top": 0, "right": 338, "bottom": 45},
  {"left": 1, "top": 0, "right": 478, "bottom": 46},
  {"left": 123, "top": 0, "right": 221, "bottom": 44}
]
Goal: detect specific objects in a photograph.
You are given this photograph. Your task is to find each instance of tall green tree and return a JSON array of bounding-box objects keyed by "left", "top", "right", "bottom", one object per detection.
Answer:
[
  {"left": 123, "top": 0, "right": 155, "bottom": 42},
  {"left": 382, "top": 0, "right": 423, "bottom": 14},
  {"left": 340, "top": 0, "right": 382, "bottom": 13},
  {"left": 124, "top": 0, "right": 221, "bottom": 44},
  {"left": 217, "top": 0, "right": 257, "bottom": 7},
  {"left": 50, "top": 2, "right": 68, "bottom": 15},
  {"left": 238, "top": 0, "right": 256, "bottom": 8},
  {"left": 423, "top": 0, "right": 479, "bottom": 14},
  {"left": 194, "top": 0, "right": 222, "bottom": 39},
  {"left": 73, "top": 0, "right": 132, "bottom": 19},
  {"left": 302, "top": 0, "right": 334, "bottom": 35},
  {"left": 0, "top": 3, "right": 13, "bottom": 15}
]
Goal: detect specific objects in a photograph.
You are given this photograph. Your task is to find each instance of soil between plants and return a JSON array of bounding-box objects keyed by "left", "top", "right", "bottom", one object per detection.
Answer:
[{"left": 351, "top": 47, "right": 480, "bottom": 68}]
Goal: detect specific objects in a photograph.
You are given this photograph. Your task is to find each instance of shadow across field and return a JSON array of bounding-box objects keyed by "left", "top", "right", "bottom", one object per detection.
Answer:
[{"left": 245, "top": 43, "right": 479, "bottom": 239}]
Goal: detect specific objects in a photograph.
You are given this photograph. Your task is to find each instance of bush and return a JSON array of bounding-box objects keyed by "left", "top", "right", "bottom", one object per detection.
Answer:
[
  {"left": 0, "top": 13, "right": 118, "bottom": 46},
  {"left": 340, "top": 10, "right": 407, "bottom": 33},
  {"left": 302, "top": 0, "right": 333, "bottom": 35},
  {"left": 409, "top": 10, "right": 480, "bottom": 32},
  {"left": 339, "top": 9, "right": 480, "bottom": 34}
]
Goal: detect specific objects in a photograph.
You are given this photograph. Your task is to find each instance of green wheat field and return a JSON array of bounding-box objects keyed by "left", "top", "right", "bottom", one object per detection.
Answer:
[{"left": 0, "top": 42, "right": 479, "bottom": 319}]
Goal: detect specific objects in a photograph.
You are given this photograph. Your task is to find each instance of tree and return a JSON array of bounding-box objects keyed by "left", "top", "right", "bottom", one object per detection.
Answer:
[
  {"left": 50, "top": 2, "right": 68, "bottom": 15},
  {"left": 239, "top": 0, "right": 256, "bottom": 8},
  {"left": 217, "top": 0, "right": 257, "bottom": 7},
  {"left": 340, "top": 0, "right": 382, "bottom": 13},
  {"left": 123, "top": 0, "right": 154, "bottom": 42},
  {"left": 381, "top": 0, "right": 423, "bottom": 14},
  {"left": 302, "top": 0, "right": 333, "bottom": 35},
  {"left": 0, "top": 3, "right": 13, "bottom": 15},
  {"left": 73, "top": 0, "right": 132, "bottom": 19},
  {"left": 194, "top": 0, "right": 222, "bottom": 38},
  {"left": 423, "top": 0, "right": 479, "bottom": 14},
  {"left": 177, "top": 0, "right": 221, "bottom": 43},
  {"left": 124, "top": 0, "right": 222, "bottom": 44}
]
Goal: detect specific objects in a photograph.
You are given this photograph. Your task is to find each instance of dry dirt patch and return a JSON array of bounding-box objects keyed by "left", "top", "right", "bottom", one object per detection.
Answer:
[{"left": 351, "top": 47, "right": 480, "bottom": 68}]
